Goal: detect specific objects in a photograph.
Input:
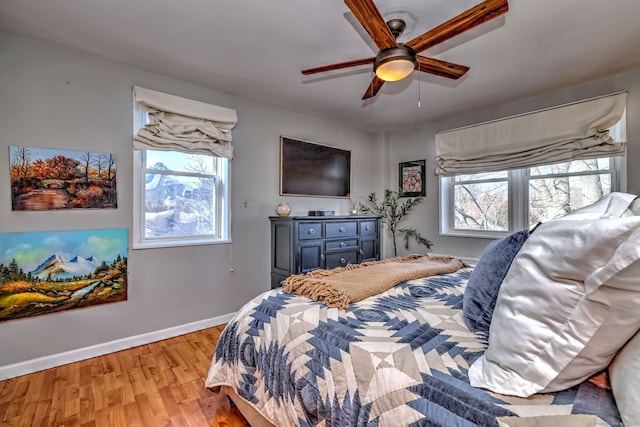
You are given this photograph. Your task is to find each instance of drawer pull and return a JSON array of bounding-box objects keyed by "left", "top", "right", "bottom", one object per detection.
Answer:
[
  {"left": 339, "top": 227, "right": 345, "bottom": 232},
  {"left": 340, "top": 242, "right": 345, "bottom": 247},
  {"left": 340, "top": 257, "right": 346, "bottom": 264},
  {"left": 321, "top": 254, "right": 325, "bottom": 261},
  {"left": 365, "top": 225, "right": 371, "bottom": 231},
  {"left": 308, "top": 228, "right": 316, "bottom": 235},
  {"left": 359, "top": 249, "right": 364, "bottom": 255}
]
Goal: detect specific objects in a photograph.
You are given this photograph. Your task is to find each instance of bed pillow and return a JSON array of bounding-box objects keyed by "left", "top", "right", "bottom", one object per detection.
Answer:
[
  {"left": 463, "top": 229, "right": 531, "bottom": 332},
  {"left": 554, "top": 227, "right": 640, "bottom": 388},
  {"left": 468, "top": 217, "right": 640, "bottom": 397},
  {"left": 609, "top": 329, "right": 640, "bottom": 427},
  {"left": 629, "top": 197, "right": 640, "bottom": 215},
  {"left": 554, "top": 191, "right": 637, "bottom": 220}
]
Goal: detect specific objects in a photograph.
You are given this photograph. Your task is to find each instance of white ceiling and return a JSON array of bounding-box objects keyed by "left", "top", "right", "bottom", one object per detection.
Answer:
[{"left": 2, "top": 0, "right": 640, "bottom": 133}]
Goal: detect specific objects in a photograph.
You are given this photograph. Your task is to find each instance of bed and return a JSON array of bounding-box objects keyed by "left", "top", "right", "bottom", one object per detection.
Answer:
[{"left": 205, "top": 192, "right": 640, "bottom": 427}]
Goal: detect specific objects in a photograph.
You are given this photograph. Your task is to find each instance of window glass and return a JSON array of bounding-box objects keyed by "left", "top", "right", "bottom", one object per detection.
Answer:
[
  {"left": 454, "top": 171, "right": 508, "bottom": 182},
  {"left": 453, "top": 179, "right": 509, "bottom": 231},
  {"left": 134, "top": 149, "right": 229, "bottom": 248},
  {"left": 527, "top": 159, "right": 612, "bottom": 226},
  {"left": 530, "top": 158, "right": 610, "bottom": 176},
  {"left": 442, "top": 156, "right": 619, "bottom": 237},
  {"left": 145, "top": 150, "right": 215, "bottom": 174},
  {"left": 144, "top": 173, "right": 215, "bottom": 238}
]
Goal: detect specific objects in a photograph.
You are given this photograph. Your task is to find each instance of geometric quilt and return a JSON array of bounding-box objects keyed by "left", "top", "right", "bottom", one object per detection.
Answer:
[{"left": 205, "top": 267, "right": 620, "bottom": 426}]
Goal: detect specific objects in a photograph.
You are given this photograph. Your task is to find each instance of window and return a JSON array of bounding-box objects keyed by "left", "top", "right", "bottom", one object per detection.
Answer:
[
  {"left": 450, "top": 171, "right": 509, "bottom": 232},
  {"left": 441, "top": 156, "right": 622, "bottom": 238},
  {"left": 133, "top": 149, "right": 229, "bottom": 248},
  {"left": 527, "top": 158, "right": 612, "bottom": 225},
  {"left": 132, "top": 87, "right": 235, "bottom": 249},
  {"left": 437, "top": 94, "right": 627, "bottom": 239}
]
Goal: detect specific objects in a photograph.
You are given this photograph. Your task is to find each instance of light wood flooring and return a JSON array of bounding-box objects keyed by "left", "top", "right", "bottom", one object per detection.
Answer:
[{"left": 0, "top": 324, "right": 247, "bottom": 427}]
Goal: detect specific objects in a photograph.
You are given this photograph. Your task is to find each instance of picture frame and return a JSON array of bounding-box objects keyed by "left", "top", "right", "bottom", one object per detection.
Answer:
[
  {"left": 0, "top": 228, "right": 128, "bottom": 322},
  {"left": 399, "top": 160, "right": 426, "bottom": 197},
  {"left": 9, "top": 145, "right": 117, "bottom": 210}
]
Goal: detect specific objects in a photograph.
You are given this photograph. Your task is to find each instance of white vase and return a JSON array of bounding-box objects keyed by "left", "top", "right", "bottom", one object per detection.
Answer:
[{"left": 276, "top": 202, "right": 291, "bottom": 217}]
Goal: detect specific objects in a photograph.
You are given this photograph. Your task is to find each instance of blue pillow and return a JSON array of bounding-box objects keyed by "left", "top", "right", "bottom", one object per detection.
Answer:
[{"left": 463, "top": 229, "right": 531, "bottom": 332}]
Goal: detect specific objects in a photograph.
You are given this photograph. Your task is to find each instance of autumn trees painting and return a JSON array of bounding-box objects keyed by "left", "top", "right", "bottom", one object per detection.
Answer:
[{"left": 10, "top": 146, "right": 117, "bottom": 210}]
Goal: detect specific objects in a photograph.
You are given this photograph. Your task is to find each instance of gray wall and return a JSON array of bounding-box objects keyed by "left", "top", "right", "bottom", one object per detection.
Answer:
[
  {"left": 0, "top": 33, "right": 378, "bottom": 366},
  {"left": 386, "top": 69, "right": 640, "bottom": 259}
]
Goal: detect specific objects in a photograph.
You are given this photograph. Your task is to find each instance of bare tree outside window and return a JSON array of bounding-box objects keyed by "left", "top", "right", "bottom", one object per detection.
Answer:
[
  {"left": 449, "top": 158, "right": 613, "bottom": 234},
  {"left": 528, "top": 159, "right": 611, "bottom": 226},
  {"left": 453, "top": 172, "right": 508, "bottom": 231}
]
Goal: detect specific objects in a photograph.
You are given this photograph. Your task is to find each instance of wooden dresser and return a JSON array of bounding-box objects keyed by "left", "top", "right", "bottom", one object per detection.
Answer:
[{"left": 270, "top": 215, "right": 381, "bottom": 288}]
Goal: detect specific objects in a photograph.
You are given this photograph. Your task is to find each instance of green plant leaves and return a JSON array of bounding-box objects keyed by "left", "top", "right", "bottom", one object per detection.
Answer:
[{"left": 359, "top": 189, "right": 433, "bottom": 256}]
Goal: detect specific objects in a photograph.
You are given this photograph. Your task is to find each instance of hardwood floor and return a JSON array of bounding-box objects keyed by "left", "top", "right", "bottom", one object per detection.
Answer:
[{"left": 0, "top": 325, "right": 247, "bottom": 427}]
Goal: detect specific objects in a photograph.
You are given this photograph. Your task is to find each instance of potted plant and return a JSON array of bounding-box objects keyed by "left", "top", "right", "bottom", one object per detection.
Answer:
[{"left": 359, "top": 189, "right": 433, "bottom": 257}]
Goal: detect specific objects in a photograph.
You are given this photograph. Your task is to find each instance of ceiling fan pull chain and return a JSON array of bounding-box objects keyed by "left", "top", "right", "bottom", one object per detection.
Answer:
[
  {"left": 418, "top": 57, "right": 422, "bottom": 108},
  {"left": 369, "top": 69, "right": 374, "bottom": 126}
]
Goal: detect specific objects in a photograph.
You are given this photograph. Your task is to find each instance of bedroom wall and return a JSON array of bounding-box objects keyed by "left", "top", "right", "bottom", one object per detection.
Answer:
[
  {"left": 386, "top": 68, "right": 640, "bottom": 259},
  {"left": 0, "top": 32, "right": 381, "bottom": 369}
]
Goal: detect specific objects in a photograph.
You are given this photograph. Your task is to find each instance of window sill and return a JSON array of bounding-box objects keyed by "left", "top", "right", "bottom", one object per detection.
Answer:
[
  {"left": 132, "top": 237, "right": 231, "bottom": 250},
  {"left": 440, "top": 229, "right": 509, "bottom": 240}
]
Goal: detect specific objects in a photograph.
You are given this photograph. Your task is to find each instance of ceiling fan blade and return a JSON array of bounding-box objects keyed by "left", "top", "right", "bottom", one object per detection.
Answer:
[
  {"left": 345, "top": 0, "right": 397, "bottom": 51},
  {"left": 302, "top": 57, "right": 375, "bottom": 75},
  {"left": 362, "top": 76, "right": 385, "bottom": 100},
  {"left": 406, "top": 0, "right": 508, "bottom": 53},
  {"left": 417, "top": 55, "right": 469, "bottom": 79}
]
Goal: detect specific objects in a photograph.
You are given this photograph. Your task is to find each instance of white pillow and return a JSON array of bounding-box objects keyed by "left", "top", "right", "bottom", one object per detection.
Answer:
[
  {"left": 468, "top": 217, "right": 640, "bottom": 397},
  {"left": 553, "top": 192, "right": 637, "bottom": 220},
  {"left": 556, "top": 228, "right": 640, "bottom": 387},
  {"left": 587, "top": 227, "right": 640, "bottom": 291},
  {"left": 609, "top": 329, "right": 640, "bottom": 427},
  {"left": 629, "top": 197, "right": 640, "bottom": 215}
]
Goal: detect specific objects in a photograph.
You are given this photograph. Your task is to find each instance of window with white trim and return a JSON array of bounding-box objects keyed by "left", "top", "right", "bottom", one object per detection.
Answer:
[
  {"left": 133, "top": 149, "right": 229, "bottom": 248},
  {"left": 440, "top": 116, "right": 626, "bottom": 238},
  {"left": 132, "top": 87, "right": 235, "bottom": 249},
  {"left": 440, "top": 157, "right": 622, "bottom": 238}
]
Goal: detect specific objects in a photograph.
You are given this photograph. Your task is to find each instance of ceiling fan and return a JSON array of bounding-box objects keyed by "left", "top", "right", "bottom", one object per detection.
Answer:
[{"left": 301, "top": 0, "right": 508, "bottom": 100}]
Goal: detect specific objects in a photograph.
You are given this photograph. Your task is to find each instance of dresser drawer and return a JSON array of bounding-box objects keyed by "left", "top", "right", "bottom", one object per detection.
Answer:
[
  {"left": 325, "top": 221, "right": 357, "bottom": 238},
  {"left": 359, "top": 220, "right": 377, "bottom": 236},
  {"left": 298, "top": 222, "right": 322, "bottom": 239},
  {"left": 325, "top": 250, "right": 359, "bottom": 269},
  {"left": 325, "top": 239, "right": 358, "bottom": 251}
]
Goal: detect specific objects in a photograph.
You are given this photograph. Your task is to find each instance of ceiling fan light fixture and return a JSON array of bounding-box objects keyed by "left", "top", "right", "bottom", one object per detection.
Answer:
[{"left": 374, "top": 46, "right": 417, "bottom": 82}]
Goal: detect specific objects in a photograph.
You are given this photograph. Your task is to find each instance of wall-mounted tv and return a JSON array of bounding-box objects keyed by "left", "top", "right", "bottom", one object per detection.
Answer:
[{"left": 280, "top": 136, "right": 351, "bottom": 198}]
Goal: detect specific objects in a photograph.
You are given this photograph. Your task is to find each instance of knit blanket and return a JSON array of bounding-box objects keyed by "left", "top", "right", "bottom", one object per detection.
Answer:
[{"left": 282, "top": 254, "right": 467, "bottom": 309}]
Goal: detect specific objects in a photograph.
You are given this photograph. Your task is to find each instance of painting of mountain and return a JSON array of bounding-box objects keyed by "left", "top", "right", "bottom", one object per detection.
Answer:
[
  {"left": 0, "top": 228, "right": 127, "bottom": 322},
  {"left": 31, "top": 254, "right": 101, "bottom": 280}
]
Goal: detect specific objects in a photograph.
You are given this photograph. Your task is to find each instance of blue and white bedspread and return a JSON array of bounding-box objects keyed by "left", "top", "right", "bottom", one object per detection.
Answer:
[{"left": 205, "top": 267, "right": 620, "bottom": 426}]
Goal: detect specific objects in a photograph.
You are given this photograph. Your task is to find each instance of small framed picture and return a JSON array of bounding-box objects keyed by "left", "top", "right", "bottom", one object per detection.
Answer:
[{"left": 399, "top": 160, "right": 426, "bottom": 197}]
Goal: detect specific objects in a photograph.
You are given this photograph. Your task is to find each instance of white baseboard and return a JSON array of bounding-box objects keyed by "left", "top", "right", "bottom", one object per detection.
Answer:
[{"left": 0, "top": 312, "right": 236, "bottom": 381}]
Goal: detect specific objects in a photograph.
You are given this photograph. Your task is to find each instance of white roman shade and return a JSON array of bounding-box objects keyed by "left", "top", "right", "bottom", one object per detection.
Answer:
[
  {"left": 133, "top": 86, "right": 237, "bottom": 159},
  {"left": 435, "top": 92, "right": 627, "bottom": 176}
]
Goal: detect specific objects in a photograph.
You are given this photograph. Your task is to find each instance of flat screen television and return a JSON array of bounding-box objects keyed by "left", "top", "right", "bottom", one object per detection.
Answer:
[{"left": 280, "top": 136, "right": 351, "bottom": 198}]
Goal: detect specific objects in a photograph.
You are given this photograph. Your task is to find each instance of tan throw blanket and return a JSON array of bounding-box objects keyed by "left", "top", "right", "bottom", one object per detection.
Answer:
[{"left": 282, "top": 254, "right": 467, "bottom": 309}]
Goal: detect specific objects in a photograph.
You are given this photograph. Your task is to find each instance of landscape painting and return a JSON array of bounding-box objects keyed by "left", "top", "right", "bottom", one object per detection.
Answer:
[
  {"left": 0, "top": 228, "right": 127, "bottom": 322},
  {"left": 10, "top": 146, "right": 117, "bottom": 210}
]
